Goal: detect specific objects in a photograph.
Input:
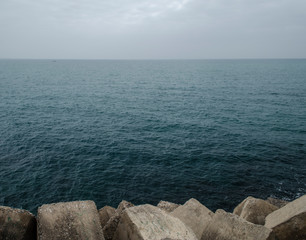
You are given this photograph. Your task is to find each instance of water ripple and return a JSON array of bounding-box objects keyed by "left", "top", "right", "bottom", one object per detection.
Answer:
[{"left": 0, "top": 59, "right": 305, "bottom": 213}]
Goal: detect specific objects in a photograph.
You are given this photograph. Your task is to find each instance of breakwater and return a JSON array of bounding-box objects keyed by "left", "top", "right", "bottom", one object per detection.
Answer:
[{"left": 1, "top": 194, "right": 305, "bottom": 240}]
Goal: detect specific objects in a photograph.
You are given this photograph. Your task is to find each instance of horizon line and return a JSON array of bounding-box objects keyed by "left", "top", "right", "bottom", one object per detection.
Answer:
[{"left": 1, "top": 57, "right": 306, "bottom": 61}]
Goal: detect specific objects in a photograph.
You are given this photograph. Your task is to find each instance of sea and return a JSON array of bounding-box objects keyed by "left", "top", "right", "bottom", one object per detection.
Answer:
[{"left": 0, "top": 59, "right": 305, "bottom": 214}]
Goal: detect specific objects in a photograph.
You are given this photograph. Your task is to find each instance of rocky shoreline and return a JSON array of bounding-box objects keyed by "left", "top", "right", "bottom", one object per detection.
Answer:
[{"left": 0, "top": 195, "right": 305, "bottom": 240}]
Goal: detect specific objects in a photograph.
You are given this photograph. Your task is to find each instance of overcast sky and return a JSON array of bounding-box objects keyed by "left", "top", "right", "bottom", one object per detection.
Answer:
[{"left": 0, "top": 0, "right": 305, "bottom": 59}]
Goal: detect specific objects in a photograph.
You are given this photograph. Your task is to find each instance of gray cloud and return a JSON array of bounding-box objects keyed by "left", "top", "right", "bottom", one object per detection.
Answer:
[{"left": 0, "top": 0, "right": 305, "bottom": 59}]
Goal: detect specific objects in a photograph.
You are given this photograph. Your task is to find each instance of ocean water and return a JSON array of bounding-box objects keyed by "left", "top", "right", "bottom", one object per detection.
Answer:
[{"left": 0, "top": 59, "right": 305, "bottom": 214}]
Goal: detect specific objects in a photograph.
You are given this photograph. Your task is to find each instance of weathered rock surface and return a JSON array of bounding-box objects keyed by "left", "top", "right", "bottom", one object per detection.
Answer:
[
  {"left": 113, "top": 204, "right": 198, "bottom": 240},
  {"left": 233, "top": 196, "right": 278, "bottom": 225},
  {"left": 171, "top": 198, "right": 213, "bottom": 239},
  {"left": 116, "top": 200, "right": 134, "bottom": 213},
  {"left": 0, "top": 206, "right": 36, "bottom": 240},
  {"left": 37, "top": 200, "right": 104, "bottom": 240},
  {"left": 201, "top": 209, "right": 275, "bottom": 240},
  {"left": 99, "top": 206, "right": 116, "bottom": 228},
  {"left": 266, "top": 197, "right": 288, "bottom": 208},
  {"left": 265, "top": 194, "right": 306, "bottom": 240},
  {"left": 157, "top": 200, "right": 180, "bottom": 213},
  {"left": 103, "top": 200, "right": 134, "bottom": 240}
]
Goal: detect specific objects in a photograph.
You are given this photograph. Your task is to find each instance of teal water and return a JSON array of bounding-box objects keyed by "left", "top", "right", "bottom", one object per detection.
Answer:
[{"left": 0, "top": 59, "right": 305, "bottom": 213}]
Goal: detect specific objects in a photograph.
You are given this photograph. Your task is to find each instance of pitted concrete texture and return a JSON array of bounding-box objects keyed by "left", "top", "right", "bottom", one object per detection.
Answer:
[
  {"left": 99, "top": 206, "right": 116, "bottom": 228},
  {"left": 233, "top": 196, "right": 278, "bottom": 225},
  {"left": 0, "top": 206, "right": 36, "bottom": 240},
  {"left": 37, "top": 200, "right": 104, "bottom": 240},
  {"left": 171, "top": 198, "right": 213, "bottom": 239},
  {"left": 103, "top": 200, "right": 134, "bottom": 240},
  {"left": 157, "top": 201, "right": 180, "bottom": 213},
  {"left": 113, "top": 204, "right": 198, "bottom": 240},
  {"left": 201, "top": 209, "right": 275, "bottom": 240},
  {"left": 266, "top": 197, "right": 288, "bottom": 208},
  {"left": 265, "top": 195, "right": 306, "bottom": 240}
]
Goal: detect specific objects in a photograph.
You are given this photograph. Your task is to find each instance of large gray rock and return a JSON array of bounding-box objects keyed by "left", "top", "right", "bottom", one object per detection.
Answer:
[
  {"left": 103, "top": 200, "right": 134, "bottom": 240},
  {"left": 37, "top": 200, "right": 104, "bottom": 240},
  {"left": 98, "top": 206, "right": 116, "bottom": 228},
  {"left": 157, "top": 200, "right": 180, "bottom": 213},
  {"left": 171, "top": 198, "right": 213, "bottom": 239},
  {"left": 265, "top": 194, "right": 306, "bottom": 240},
  {"left": 233, "top": 196, "right": 278, "bottom": 225},
  {"left": 0, "top": 206, "right": 36, "bottom": 240},
  {"left": 116, "top": 200, "right": 134, "bottom": 213},
  {"left": 113, "top": 204, "right": 198, "bottom": 240},
  {"left": 201, "top": 209, "right": 275, "bottom": 240},
  {"left": 266, "top": 197, "right": 288, "bottom": 208}
]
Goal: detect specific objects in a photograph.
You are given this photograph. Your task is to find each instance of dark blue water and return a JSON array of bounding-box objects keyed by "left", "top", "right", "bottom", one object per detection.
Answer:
[{"left": 0, "top": 59, "right": 305, "bottom": 214}]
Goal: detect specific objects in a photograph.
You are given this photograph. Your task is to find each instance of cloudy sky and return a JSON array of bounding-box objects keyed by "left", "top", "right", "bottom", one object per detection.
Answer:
[{"left": 0, "top": 0, "right": 305, "bottom": 59}]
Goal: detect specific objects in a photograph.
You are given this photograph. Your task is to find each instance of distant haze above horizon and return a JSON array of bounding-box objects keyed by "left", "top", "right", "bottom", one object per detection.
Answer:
[{"left": 1, "top": 0, "right": 305, "bottom": 59}]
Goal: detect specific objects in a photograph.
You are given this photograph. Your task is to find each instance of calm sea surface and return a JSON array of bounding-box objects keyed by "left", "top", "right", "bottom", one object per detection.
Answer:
[{"left": 0, "top": 59, "right": 305, "bottom": 213}]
